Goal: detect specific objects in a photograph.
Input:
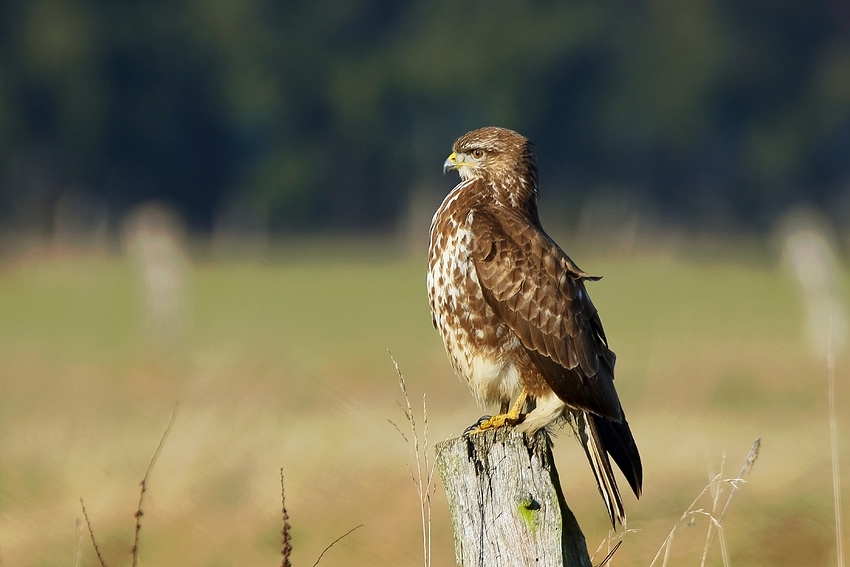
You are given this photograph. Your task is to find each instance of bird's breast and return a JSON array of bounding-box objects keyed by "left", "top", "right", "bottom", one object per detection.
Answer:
[{"left": 427, "top": 198, "right": 522, "bottom": 407}]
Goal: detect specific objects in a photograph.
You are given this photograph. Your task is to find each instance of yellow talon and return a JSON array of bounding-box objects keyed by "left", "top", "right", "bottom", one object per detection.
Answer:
[
  {"left": 476, "top": 413, "right": 519, "bottom": 430},
  {"left": 473, "top": 389, "right": 529, "bottom": 432}
]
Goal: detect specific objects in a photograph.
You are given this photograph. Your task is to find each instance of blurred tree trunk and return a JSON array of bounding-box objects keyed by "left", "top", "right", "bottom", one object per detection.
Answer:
[{"left": 436, "top": 427, "right": 592, "bottom": 567}]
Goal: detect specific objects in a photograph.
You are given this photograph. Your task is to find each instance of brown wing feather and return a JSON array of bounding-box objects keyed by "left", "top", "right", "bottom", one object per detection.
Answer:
[{"left": 470, "top": 207, "right": 623, "bottom": 422}]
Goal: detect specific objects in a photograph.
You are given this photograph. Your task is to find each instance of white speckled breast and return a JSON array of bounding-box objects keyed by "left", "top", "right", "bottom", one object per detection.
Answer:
[{"left": 427, "top": 181, "right": 522, "bottom": 408}]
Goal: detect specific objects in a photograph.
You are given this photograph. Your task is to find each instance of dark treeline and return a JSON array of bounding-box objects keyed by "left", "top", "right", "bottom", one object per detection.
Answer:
[{"left": 1, "top": 0, "right": 849, "bottom": 234}]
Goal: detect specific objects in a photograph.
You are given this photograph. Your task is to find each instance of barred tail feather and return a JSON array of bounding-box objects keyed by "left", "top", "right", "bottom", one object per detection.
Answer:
[{"left": 575, "top": 411, "right": 626, "bottom": 527}]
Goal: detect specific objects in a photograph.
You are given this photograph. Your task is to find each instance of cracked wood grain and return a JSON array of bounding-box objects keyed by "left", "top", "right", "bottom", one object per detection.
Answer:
[{"left": 436, "top": 427, "right": 592, "bottom": 567}]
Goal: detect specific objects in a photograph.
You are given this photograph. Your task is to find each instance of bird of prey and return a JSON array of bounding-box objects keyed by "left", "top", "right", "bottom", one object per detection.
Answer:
[{"left": 427, "top": 126, "right": 642, "bottom": 526}]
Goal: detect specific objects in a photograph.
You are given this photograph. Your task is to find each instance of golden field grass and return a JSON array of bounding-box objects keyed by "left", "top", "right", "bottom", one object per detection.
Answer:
[{"left": 0, "top": 235, "right": 846, "bottom": 566}]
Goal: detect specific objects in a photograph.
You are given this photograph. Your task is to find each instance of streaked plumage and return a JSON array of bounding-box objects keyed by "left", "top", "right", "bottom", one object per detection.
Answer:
[{"left": 427, "top": 126, "right": 642, "bottom": 526}]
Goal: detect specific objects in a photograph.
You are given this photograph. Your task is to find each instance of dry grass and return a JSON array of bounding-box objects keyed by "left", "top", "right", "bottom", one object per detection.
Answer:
[
  {"left": 648, "top": 439, "right": 760, "bottom": 567},
  {"left": 388, "top": 354, "right": 438, "bottom": 567},
  {"left": 0, "top": 236, "right": 845, "bottom": 566}
]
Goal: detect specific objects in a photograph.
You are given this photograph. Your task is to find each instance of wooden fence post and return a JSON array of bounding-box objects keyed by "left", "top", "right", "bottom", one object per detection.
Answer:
[{"left": 436, "top": 427, "right": 592, "bottom": 567}]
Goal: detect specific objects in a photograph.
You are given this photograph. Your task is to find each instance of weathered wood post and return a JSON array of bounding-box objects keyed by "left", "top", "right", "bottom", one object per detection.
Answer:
[{"left": 436, "top": 427, "right": 592, "bottom": 567}]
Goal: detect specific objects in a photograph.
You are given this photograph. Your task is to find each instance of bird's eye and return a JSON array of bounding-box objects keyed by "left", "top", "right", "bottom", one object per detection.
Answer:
[{"left": 472, "top": 149, "right": 484, "bottom": 159}]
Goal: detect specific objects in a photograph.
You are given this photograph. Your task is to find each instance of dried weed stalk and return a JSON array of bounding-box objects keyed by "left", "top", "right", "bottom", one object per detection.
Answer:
[
  {"left": 593, "top": 540, "right": 622, "bottom": 567},
  {"left": 80, "top": 404, "right": 177, "bottom": 567},
  {"left": 591, "top": 526, "right": 638, "bottom": 567},
  {"left": 649, "top": 438, "right": 760, "bottom": 567},
  {"left": 132, "top": 403, "right": 178, "bottom": 567},
  {"left": 310, "top": 524, "right": 363, "bottom": 567},
  {"left": 280, "top": 463, "right": 361, "bottom": 567},
  {"left": 80, "top": 498, "right": 108, "bottom": 567},
  {"left": 387, "top": 352, "right": 437, "bottom": 567},
  {"left": 280, "top": 469, "right": 292, "bottom": 567}
]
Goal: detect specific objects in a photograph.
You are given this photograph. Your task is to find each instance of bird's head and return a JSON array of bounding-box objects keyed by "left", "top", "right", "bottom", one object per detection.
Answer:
[{"left": 443, "top": 126, "right": 539, "bottom": 209}]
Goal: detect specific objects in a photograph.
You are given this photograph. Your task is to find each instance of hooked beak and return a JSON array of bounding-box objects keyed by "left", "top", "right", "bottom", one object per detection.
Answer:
[
  {"left": 443, "top": 151, "right": 473, "bottom": 174},
  {"left": 443, "top": 152, "right": 459, "bottom": 174}
]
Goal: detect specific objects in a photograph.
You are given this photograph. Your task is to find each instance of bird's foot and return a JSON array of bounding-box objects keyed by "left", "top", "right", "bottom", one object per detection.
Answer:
[
  {"left": 464, "top": 412, "right": 524, "bottom": 435},
  {"left": 478, "top": 412, "right": 524, "bottom": 430},
  {"left": 463, "top": 415, "right": 491, "bottom": 435},
  {"left": 464, "top": 390, "right": 530, "bottom": 435}
]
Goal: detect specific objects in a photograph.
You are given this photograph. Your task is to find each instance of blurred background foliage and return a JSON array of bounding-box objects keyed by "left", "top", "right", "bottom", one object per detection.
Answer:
[{"left": 1, "top": 0, "right": 850, "bottom": 235}]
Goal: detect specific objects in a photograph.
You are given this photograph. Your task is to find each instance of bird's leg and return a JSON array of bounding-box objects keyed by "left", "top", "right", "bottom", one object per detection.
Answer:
[{"left": 474, "top": 389, "right": 528, "bottom": 431}]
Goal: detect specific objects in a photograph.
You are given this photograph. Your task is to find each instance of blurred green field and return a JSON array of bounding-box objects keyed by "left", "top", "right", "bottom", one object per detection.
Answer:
[{"left": 0, "top": 237, "right": 845, "bottom": 566}]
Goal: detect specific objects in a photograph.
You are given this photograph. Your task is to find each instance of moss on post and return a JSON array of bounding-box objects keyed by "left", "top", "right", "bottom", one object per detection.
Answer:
[{"left": 436, "top": 427, "right": 592, "bottom": 567}]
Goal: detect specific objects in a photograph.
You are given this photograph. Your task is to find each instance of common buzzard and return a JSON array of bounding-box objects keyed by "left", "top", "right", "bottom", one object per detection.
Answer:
[{"left": 427, "top": 126, "right": 642, "bottom": 526}]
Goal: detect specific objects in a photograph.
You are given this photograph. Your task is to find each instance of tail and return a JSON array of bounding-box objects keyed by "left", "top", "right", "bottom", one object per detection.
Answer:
[{"left": 574, "top": 410, "right": 643, "bottom": 527}]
